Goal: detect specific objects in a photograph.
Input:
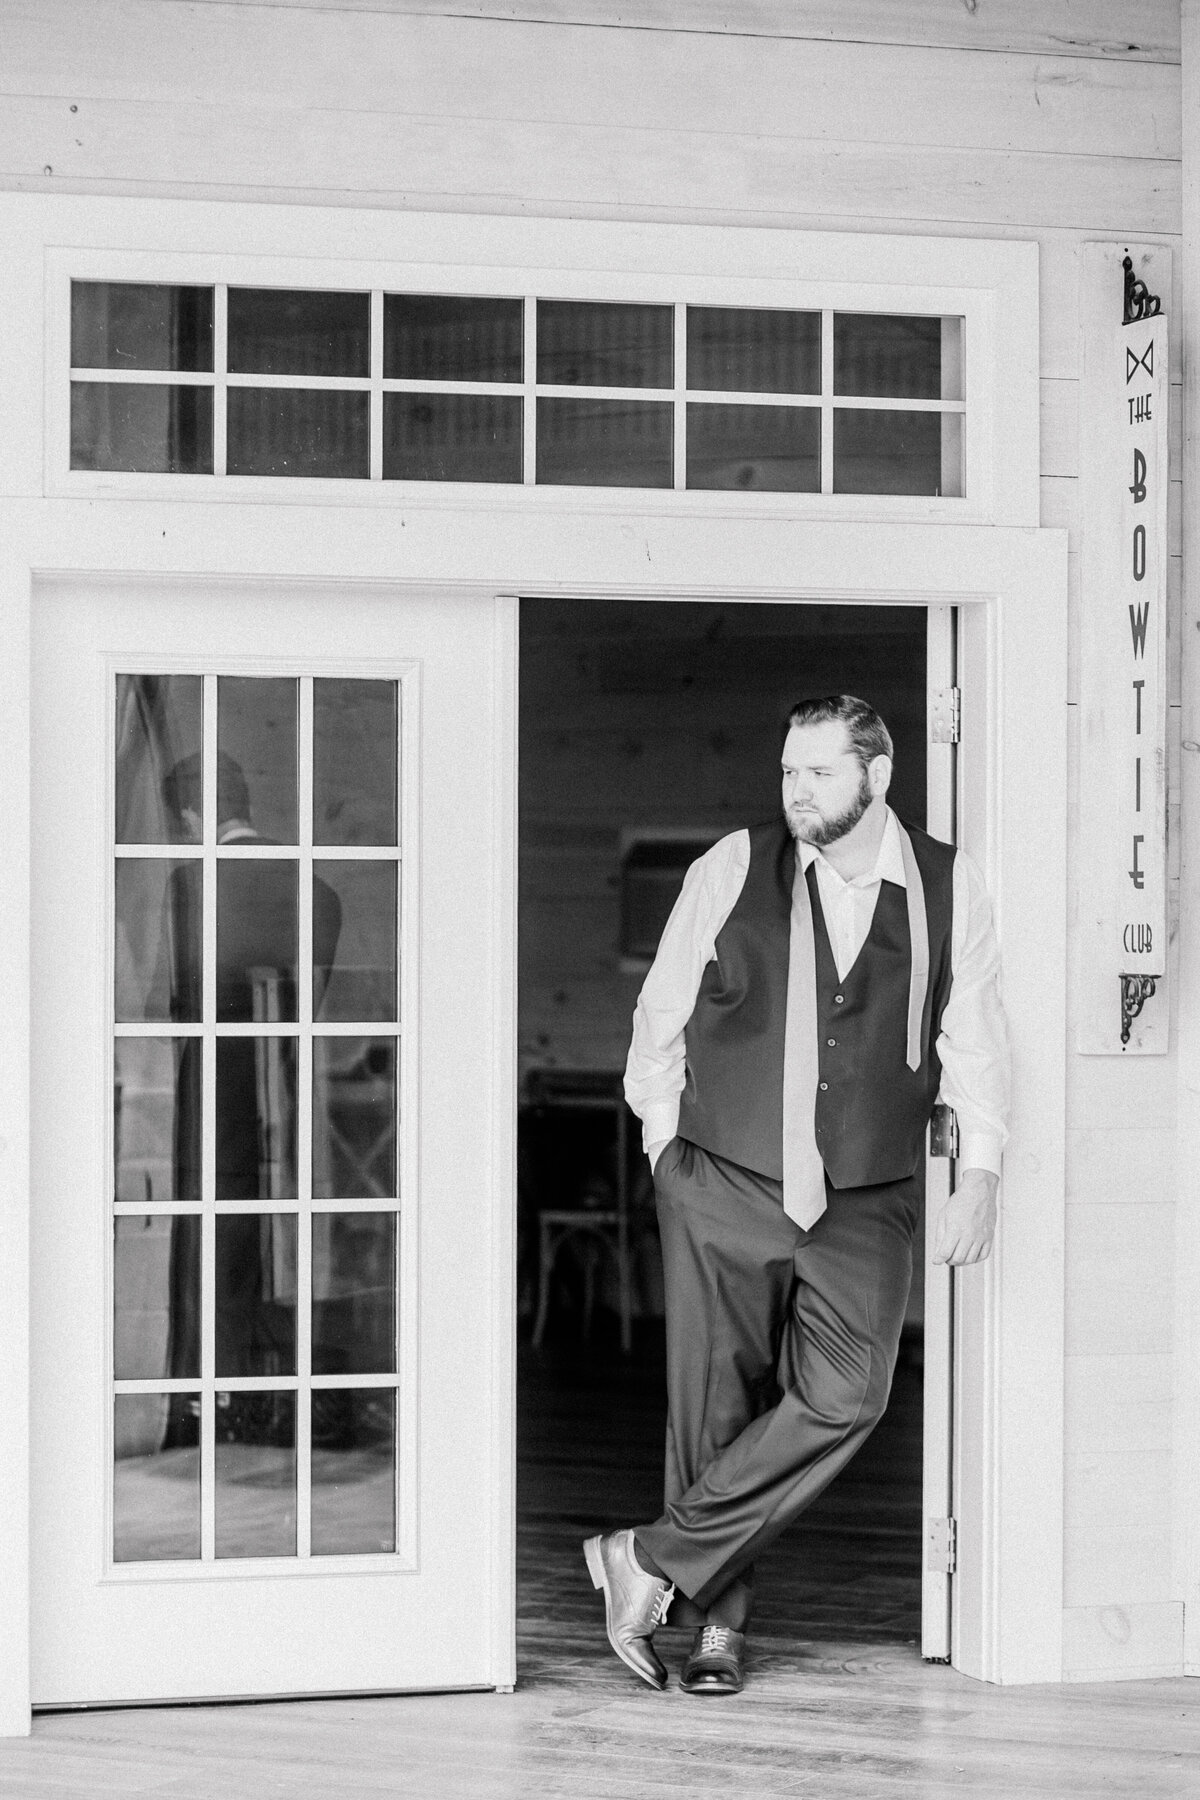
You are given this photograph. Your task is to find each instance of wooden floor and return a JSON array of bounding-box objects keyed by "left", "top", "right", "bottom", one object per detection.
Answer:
[{"left": 3, "top": 1325, "right": 1197, "bottom": 1797}]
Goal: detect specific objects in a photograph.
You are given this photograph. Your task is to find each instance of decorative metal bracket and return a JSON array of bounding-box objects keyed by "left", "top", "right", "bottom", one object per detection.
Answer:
[
  {"left": 1120, "top": 973, "right": 1160, "bottom": 1045},
  {"left": 1123, "top": 253, "right": 1162, "bottom": 325}
]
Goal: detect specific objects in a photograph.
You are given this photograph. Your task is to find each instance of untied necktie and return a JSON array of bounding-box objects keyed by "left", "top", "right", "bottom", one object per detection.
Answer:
[{"left": 779, "top": 824, "right": 930, "bottom": 1231}]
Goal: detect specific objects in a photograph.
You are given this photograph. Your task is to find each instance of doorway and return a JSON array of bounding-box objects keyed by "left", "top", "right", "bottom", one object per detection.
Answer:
[{"left": 516, "top": 595, "right": 950, "bottom": 1675}]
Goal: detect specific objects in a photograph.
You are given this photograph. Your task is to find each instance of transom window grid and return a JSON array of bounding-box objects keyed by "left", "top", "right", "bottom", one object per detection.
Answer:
[
  {"left": 110, "top": 669, "right": 408, "bottom": 1569},
  {"left": 69, "top": 284, "right": 967, "bottom": 498}
]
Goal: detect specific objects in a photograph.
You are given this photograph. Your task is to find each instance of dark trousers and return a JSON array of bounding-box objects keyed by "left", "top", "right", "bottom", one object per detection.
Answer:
[{"left": 637, "top": 1137, "right": 919, "bottom": 1632}]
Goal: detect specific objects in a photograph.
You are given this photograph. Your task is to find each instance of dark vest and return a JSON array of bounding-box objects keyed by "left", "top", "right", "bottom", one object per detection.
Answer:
[{"left": 676, "top": 819, "right": 956, "bottom": 1189}]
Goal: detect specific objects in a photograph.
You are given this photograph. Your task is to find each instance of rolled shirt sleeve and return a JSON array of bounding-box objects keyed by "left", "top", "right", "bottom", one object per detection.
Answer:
[
  {"left": 937, "top": 850, "right": 1011, "bottom": 1177},
  {"left": 624, "top": 831, "right": 749, "bottom": 1156}
]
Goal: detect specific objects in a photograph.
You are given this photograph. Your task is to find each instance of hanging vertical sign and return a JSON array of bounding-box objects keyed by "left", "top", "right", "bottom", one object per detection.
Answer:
[{"left": 1077, "top": 244, "right": 1170, "bottom": 1053}]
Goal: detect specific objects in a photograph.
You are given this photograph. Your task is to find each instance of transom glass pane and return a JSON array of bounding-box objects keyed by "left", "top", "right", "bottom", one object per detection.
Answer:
[
  {"left": 687, "top": 307, "right": 819, "bottom": 394},
  {"left": 834, "top": 312, "right": 962, "bottom": 401},
  {"left": 833, "top": 409, "right": 962, "bottom": 497},
  {"left": 71, "top": 383, "right": 213, "bottom": 474},
  {"left": 226, "top": 388, "right": 369, "bottom": 479},
  {"left": 687, "top": 403, "right": 820, "bottom": 492},
  {"left": 384, "top": 294, "right": 523, "bottom": 382},
  {"left": 227, "top": 288, "right": 369, "bottom": 378},
  {"left": 382, "top": 392, "right": 522, "bottom": 483},
  {"left": 537, "top": 398, "right": 673, "bottom": 488},
  {"left": 72, "top": 282, "right": 214, "bottom": 372},
  {"left": 537, "top": 301, "right": 673, "bottom": 389}
]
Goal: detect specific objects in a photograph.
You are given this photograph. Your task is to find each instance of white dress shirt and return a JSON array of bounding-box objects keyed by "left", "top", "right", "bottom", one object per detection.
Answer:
[{"left": 624, "top": 808, "right": 1010, "bottom": 1177}]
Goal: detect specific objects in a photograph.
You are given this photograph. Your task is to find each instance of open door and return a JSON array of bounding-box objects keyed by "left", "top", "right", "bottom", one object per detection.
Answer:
[
  {"left": 922, "top": 603, "right": 957, "bottom": 1661},
  {"left": 29, "top": 578, "right": 515, "bottom": 1705}
]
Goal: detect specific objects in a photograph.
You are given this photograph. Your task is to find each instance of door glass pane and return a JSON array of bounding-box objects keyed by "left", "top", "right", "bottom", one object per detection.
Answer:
[
  {"left": 216, "top": 861, "right": 299, "bottom": 1022},
  {"left": 537, "top": 398, "right": 673, "bottom": 487},
  {"left": 217, "top": 677, "right": 299, "bottom": 844},
  {"left": 687, "top": 403, "right": 820, "bottom": 492},
  {"left": 114, "top": 1394, "right": 200, "bottom": 1562},
  {"left": 72, "top": 282, "right": 214, "bottom": 372},
  {"left": 215, "top": 1037, "right": 299, "bottom": 1200},
  {"left": 687, "top": 307, "right": 819, "bottom": 394},
  {"left": 114, "top": 1214, "right": 201, "bottom": 1380},
  {"left": 115, "top": 1038, "right": 202, "bottom": 1203},
  {"left": 834, "top": 313, "right": 963, "bottom": 401},
  {"left": 833, "top": 409, "right": 962, "bottom": 497},
  {"left": 382, "top": 392, "right": 522, "bottom": 482},
  {"left": 115, "top": 860, "right": 202, "bottom": 1023},
  {"left": 311, "top": 1390, "right": 397, "bottom": 1555},
  {"left": 71, "top": 383, "right": 213, "bottom": 474},
  {"left": 537, "top": 301, "right": 673, "bottom": 388},
  {"left": 313, "top": 1038, "right": 397, "bottom": 1200},
  {"left": 226, "top": 389, "right": 369, "bottom": 479},
  {"left": 313, "top": 679, "right": 398, "bottom": 846},
  {"left": 215, "top": 1392, "right": 297, "bottom": 1558},
  {"left": 312, "top": 1213, "right": 397, "bottom": 1375},
  {"left": 384, "top": 294, "right": 523, "bottom": 382},
  {"left": 315, "top": 863, "right": 397, "bottom": 1022},
  {"left": 215, "top": 1214, "right": 298, "bottom": 1377},
  {"left": 228, "top": 289, "right": 370, "bottom": 378},
  {"left": 116, "top": 674, "right": 203, "bottom": 844}
]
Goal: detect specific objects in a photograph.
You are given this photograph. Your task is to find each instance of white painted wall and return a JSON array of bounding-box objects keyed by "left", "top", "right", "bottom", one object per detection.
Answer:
[{"left": 0, "top": 0, "right": 1186, "bottom": 1682}]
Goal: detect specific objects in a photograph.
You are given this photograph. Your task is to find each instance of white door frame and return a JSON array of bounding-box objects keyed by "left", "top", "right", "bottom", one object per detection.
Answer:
[{"left": 0, "top": 198, "right": 1064, "bottom": 1730}]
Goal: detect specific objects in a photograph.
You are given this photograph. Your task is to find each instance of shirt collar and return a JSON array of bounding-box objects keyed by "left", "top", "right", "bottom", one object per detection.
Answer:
[{"left": 796, "top": 806, "right": 907, "bottom": 890}]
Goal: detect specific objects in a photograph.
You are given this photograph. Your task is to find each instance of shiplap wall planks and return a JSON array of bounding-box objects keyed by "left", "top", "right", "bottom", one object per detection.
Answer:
[
  {"left": 0, "top": 0, "right": 1185, "bottom": 1683},
  {"left": 154, "top": 0, "right": 1184, "bottom": 63}
]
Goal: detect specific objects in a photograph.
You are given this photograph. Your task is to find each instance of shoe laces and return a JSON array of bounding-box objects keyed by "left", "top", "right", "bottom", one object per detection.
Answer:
[
  {"left": 699, "top": 1625, "right": 733, "bottom": 1654},
  {"left": 650, "top": 1583, "right": 675, "bottom": 1627}
]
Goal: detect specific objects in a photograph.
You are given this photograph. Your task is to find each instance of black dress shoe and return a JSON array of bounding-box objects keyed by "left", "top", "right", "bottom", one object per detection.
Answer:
[{"left": 679, "top": 1625, "right": 745, "bottom": 1695}]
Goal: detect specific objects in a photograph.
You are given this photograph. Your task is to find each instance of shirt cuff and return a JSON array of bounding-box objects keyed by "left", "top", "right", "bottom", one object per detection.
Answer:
[
  {"left": 640, "top": 1100, "right": 680, "bottom": 1157},
  {"left": 958, "top": 1132, "right": 1004, "bottom": 1179}
]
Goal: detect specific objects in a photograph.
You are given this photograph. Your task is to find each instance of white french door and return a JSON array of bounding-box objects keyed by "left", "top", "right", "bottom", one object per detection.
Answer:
[
  {"left": 922, "top": 602, "right": 956, "bottom": 1660},
  {"left": 30, "top": 579, "right": 514, "bottom": 1705}
]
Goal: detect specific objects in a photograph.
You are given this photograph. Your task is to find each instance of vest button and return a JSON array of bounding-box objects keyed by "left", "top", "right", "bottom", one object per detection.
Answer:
[
  {"left": 834, "top": 994, "right": 844, "bottom": 1004},
  {"left": 819, "top": 1081, "right": 828, "bottom": 1091},
  {"left": 827, "top": 1038, "right": 837, "bottom": 1047}
]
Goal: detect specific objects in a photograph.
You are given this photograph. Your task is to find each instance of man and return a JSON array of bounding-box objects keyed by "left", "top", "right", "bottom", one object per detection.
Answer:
[{"left": 584, "top": 694, "right": 1009, "bottom": 1695}]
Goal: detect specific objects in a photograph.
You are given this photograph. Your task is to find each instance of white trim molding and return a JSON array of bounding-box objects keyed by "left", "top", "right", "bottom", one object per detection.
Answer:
[{"left": 0, "top": 194, "right": 1060, "bottom": 1728}]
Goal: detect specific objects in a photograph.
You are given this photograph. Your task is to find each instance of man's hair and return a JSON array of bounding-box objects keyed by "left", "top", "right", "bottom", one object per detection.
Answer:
[
  {"left": 784, "top": 694, "right": 894, "bottom": 771},
  {"left": 162, "top": 751, "right": 251, "bottom": 826}
]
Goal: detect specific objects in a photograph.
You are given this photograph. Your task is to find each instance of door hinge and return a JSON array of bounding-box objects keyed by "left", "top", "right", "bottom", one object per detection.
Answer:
[
  {"left": 930, "top": 686, "right": 961, "bottom": 745},
  {"left": 926, "top": 1516, "right": 957, "bottom": 1576},
  {"left": 929, "top": 1103, "right": 959, "bottom": 1159}
]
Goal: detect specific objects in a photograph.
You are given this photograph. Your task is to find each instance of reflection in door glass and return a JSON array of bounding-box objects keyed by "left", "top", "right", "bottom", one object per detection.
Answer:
[
  {"left": 114, "top": 1214, "right": 201, "bottom": 1380},
  {"left": 215, "top": 1392, "right": 297, "bottom": 1558},
  {"left": 313, "top": 679, "right": 398, "bottom": 846},
  {"left": 313, "top": 1038, "right": 398, "bottom": 1200},
  {"left": 312, "top": 1212, "right": 397, "bottom": 1374},
  {"left": 113, "top": 1393, "right": 200, "bottom": 1562},
  {"left": 216, "top": 861, "right": 300, "bottom": 1022},
  {"left": 115, "top": 859, "right": 202, "bottom": 1023},
  {"left": 217, "top": 677, "right": 299, "bottom": 844},
  {"left": 311, "top": 1390, "right": 397, "bottom": 1555},
  {"left": 215, "top": 1214, "right": 298, "bottom": 1378},
  {"left": 114, "top": 1038, "right": 202, "bottom": 1203},
  {"left": 215, "top": 1037, "right": 299, "bottom": 1200},
  {"left": 116, "top": 674, "right": 203, "bottom": 843},
  {"left": 314, "top": 862, "right": 397, "bottom": 1021}
]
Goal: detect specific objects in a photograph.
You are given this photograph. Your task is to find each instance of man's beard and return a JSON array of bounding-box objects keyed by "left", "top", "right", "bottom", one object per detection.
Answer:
[{"left": 785, "top": 768, "right": 873, "bottom": 848}]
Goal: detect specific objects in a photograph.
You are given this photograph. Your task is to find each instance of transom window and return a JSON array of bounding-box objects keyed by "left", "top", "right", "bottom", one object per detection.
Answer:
[{"left": 70, "top": 282, "right": 965, "bottom": 497}]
